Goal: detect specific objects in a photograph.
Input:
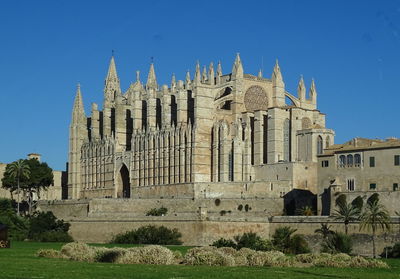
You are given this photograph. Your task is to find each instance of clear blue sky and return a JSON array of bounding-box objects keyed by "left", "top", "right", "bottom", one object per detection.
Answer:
[{"left": 0, "top": 0, "right": 399, "bottom": 170}]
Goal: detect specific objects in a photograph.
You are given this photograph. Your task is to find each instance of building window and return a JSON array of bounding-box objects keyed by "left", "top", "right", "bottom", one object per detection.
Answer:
[
  {"left": 347, "top": 179, "right": 355, "bottom": 191},
  {"left": 393, "top": 183, "right": 398, "bottom": 191},
  {"left": 339, "top": 155, "right": 346, "bottom": 168},
  {"left": 317, "top": 136, "right": 323, "bottom": 155},
  {"left": 354, "top": 154, "right": 361, "bottom": 167},
  {"left": 347, "top": 154, "right": 353, "bottom": 167},
  {"left": 395, "top": 155, "right": 400, "bottom": 166},
  {"left": 321, "top": 160, "right": 329, "bottom": 167},
  {"left": 369, "top": 156, "right": 375, "bottom": 167},
  {"left": 369, "top": 183, "right": 376, "bottom": 190}
]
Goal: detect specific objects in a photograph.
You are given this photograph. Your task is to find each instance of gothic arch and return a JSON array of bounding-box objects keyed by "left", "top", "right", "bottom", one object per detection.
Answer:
[{"left": 116, "top": 164, "right": 130, "bottom": 198}]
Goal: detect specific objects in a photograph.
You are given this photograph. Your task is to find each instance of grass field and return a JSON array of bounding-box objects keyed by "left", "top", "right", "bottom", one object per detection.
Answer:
[{"left": 0, "top": 242, "right": 399, "bottom": 279}]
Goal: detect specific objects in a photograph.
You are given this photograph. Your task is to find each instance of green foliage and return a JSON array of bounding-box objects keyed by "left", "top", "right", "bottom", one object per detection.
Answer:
[
  {"left": 289, "top": 234, "right": 310, "bottom": 254},
  {"left": 145, "top": 206, "right": 168, "bottom": 216},
  {"left": 352, "top": 196, "right": 364, "bottom": 211},
  {"left": 367, "top": 193, "right": 380, "bottom": 206},
  {"left": 272, "top": 226, "right": 296, "bottom": 253},
  {"left": 211, "top": 238, "right": 237, "bottom": 249},
  {"left": 321, "top": 232, "right": 353, "bottom": 254},
  {"left": 382, "top": 243, "right": 400, "bottom": 258},
  {"left": 335, "top": 194, "right": 347, "bottom": 207},
  {"left": 111, "top": 225, "right": 182, "bottom": 245},
  {"left": 234, "top": 232, "right": 273, "bottom": 251},
  {"left": 332, "top": 198, "right": 360, "bottom": 234},
  {"left": 314, "top": 223, "right": 334, "bottom": 238},
  {"left": 33, "top": 231, "right": 73, "bottom": 242},
  {"left": 28, "top": 211, "right": 71, "bottom": 240},
  {"left": 0, "top": 198, "right": 29, "bottom": 240},
  {"left": 296, "top": 205, "right": 315, "bottom": 216}
]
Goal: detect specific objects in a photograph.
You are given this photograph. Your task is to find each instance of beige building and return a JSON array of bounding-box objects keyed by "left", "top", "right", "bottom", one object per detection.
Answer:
[
  {"left": 68, "top": 54, "right": 334, "bottom": 211},
  {"left": 317, "top": 137, "right": 400, "bottom": 215},
  {"left": 0, "top": 153, "right": 65, "bottom": 202}
]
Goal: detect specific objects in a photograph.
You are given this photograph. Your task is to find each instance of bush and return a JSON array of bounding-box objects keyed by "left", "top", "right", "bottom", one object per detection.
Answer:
[
  {"left": 94, "top": 248, "right": 126, "bottom": 263},
  {"left": 145, "top": 207, "right": 168, "bottom": 216},
  {"left": 234, "top": 232, "right": 273, "bottom": 251},
  {"left": 321, "top": 232, "right": 353, "bottom": 254},
  {"left": 211, "top": 238, "right": 237, "bottom": 249},
  {"left": 0, "top": 198, "right": 29, "bottom": 240},
  {"left": 32, "top": 231, "right": 73, "bottom": 242},
  {"left": 36, "top": 249, "right": 65, "bottom": 259},
  {"left": 60, "top": 242, "right": 97, "bottom": 262},
  {"left": 111, "top": 225, "right": 182, "bottom": 245},
  {"left": 184, "top": 247, "right": 235, "bottom": 266},
  {"left": 351, "top": 196, "right": 364, "bottom": 211},
  {"left": 381, "top": 242, "right": 400, "bottom": 258},
  {"left": 289, "top": 234, "right": 310, "bottom": 254}
]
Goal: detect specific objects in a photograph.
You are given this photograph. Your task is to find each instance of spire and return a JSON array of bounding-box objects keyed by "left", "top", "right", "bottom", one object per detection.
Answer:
[
  {"left": 298, "top": 75, "right": 306, "bottom": 101},
  {"left": 185, "top": 70, "right": 191, "bottom": 85},
  {"left": 171, "top": 73, "right": 176, "bottom": 89},
  {"left": 194, "top": 61, "right": 201, "bottom": 84},
  {"left": 72, "top": 83, "right": 85, "bottom": 123},
  {"left": 309, "top": 78, "right": 317, "bottom": 105},
  {"left": 208, "top": 62, "right": 215, "bottom": 85},
  {"left": 136, "top": 70, "right": 140, "bottom": 83},
  {"left": 258, "top": 69, "right": 263, "bottom": 78},
  {"left": 146, "top": 63, "right": 158, "bottom": 89},
  {"left": 272, "top": 59, "right": 284, "bottom": 87},
  {"left": 232, "top": 53, "right": 243, "bottom": 78},
  {"left": 202, "top": 65, "right": 207, "bottom": 83},
  {"left": 104, "top": 56, "right": 121, "bottom": 105},
  {"left": 216, "top": 61, "right": 222, "bottom": 84}
]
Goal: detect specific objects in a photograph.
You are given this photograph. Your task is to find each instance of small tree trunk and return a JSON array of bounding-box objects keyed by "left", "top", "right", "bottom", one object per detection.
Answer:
[
  {"left": 17, "top": 174, "right": 20, "bottom": 216},
  {"left": 372, "top": 229, "right": 376, "bottom": 259}
]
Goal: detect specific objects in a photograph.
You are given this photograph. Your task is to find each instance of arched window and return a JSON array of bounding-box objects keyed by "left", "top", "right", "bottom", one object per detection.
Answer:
[
  {"left": 347, "top": 154, "right": 353, "bottom": 167},
  {"left": 317, "top": 136, "right": 323, "bottom": 155},
  {"left": 354, "top": 154, "right": 361, "bottom": 167},
  {"left": 339, "top": 155, "right": 346, "bottom": 167},
  {"left": 283, "top": 119, "right": 290, "bottom": 161},
  {"left": 325, "top": 137, "right": 330, "bottom": 148},
  {"left": 171, "top": 95, "right": 177, "bottom": 126},
  {"left": 156, "top": 98, "right": 162, "bottom": 128},
  {"left": 142, "top": 100, "right": 147, "bottom": 130}
]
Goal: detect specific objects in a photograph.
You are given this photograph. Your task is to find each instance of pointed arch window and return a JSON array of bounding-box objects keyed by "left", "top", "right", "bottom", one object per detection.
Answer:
[
  {"left": 347, "top": 154, "right": 353, "bottom": 167},
  {"left": 339, "top": 155, "right": 346, "bottom": 167},
  {"left": 317, "top": 136, "right": 323, "bottom": 155}
]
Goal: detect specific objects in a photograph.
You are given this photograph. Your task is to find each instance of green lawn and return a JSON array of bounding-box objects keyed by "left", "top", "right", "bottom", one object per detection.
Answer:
[{"left": 0, "top": 242, "right": 399, "bottom": 279}]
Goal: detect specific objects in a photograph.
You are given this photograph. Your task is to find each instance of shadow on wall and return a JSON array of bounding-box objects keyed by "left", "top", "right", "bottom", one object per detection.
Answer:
[{"left": 283, "top": 189, "right": 317, "bottom": 216}]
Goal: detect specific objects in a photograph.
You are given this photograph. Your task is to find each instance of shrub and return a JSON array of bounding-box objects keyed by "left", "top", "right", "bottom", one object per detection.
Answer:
[
  {"left": 28, "top": 211, "right": 70, "bottom": 241},
  {"left": 111, "top": 225, "right": 182, "bottom": 245},
  {"left": 351, "top": 196, "right": 364, "bottom": 211},
  {"left": 295, "top": 253, "right": 318, "bottom": 263},
  {"left": 211, "top": 238, "right": 237, "bottom": 249},
  {"left": 32, "top": 230, "right": 73, "bottom": 242},
  {"left": 382, "top": 242, "right": 400, "bottom": 258},
  {"left": 367, "top": 193, "right": 380, "bottom": 206},
  {"left": 289, "top": 234, "right": 310, "bottom": 254},
  {"left": 36, "top": 249, "right": 65, "bottom": 259},
  {"left": 234, "top": 232, "right": 273, "bottom": 251},
  {"left": 321, "top": 232, "right": 352, "bottom": 254},
  {"left": 95, "top": 248, "right": 126, "bottom": 263},
  {"left": 184, "top": 247, "right": 235, "bottom": 266},
  {"left": 60, "top": 242, "right": 96, "bottom": 262},
  {"left": 145, "top": 207, "right": 168, "bottom": 216},
  {"left": 116, "top": 245, "right": 175, "bottom": 265},
  {"left": 0, "top": 198, "right": 29, "bottom": 240},
  {"left": 271, "top": 226, "right": 296, "bottom": 253}
]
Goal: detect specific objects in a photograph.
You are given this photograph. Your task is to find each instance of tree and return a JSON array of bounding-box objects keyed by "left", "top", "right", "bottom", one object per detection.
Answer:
[
  {"left": 296, "top": 205, "right": 315, "bottom": 216},
  {"left": 332, "top": 197, "right": 360, "bottom": 235},
  {"left": 315, "top": 223, "right": 334, "bottom": 239},
  {"left": 359, "top": 198, "right": 391, "bottom": 258},
  {"left": 2, "top": 158, "right": 53, "bottom": 214},
  {"left": 2, "top": 160, "right": 30, "bottom": 215}
]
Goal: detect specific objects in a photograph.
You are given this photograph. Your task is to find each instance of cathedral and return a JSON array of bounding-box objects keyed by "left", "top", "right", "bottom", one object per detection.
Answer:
[{"left": 68, "top": 54, "right": 334, "bottom": 202}]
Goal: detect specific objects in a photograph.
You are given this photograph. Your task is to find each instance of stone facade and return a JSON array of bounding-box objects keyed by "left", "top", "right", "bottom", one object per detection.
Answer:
[
  {"left": 68, "top": 54, "right": 334, "bottom": 201},
  {"left": 317, "top": 137, "right": 400, "bottom": 215}
]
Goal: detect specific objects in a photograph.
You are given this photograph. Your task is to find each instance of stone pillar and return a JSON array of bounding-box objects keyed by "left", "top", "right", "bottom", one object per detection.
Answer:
[
  {"left": 177, "top": 89, "right": 187, "bottom": 124},
  {"left": 267, "top": 108, "right": 284, "bottom": 163},
  {"left": 179, "top": 127, "right": 186, "bottom": 183},
  {"left": 254, "top": 111, "right": 263, "bottom": 165},
  {"left": 174, "top": 126, "right": 180, "bottom": 183},
  {"left": 219, "top": 123, "right": 229, "bottom": 182},
  {"left": 103, "top": 107, "right": 111, "bottom": 138},
  {"left": 147, "top": 91, "right": 157, "bottom": 129},
  {"left": 170, "top": 129, "right": 175, "bottom": 184},
  {"left": 212, "top": 125, "right": 218, "bottom": 182},
  {"left": 91, "top": 104, "right": 100, "bottom": 140},
  {"left": 115, "top": 104, "right": 127, "bottom": 149}
]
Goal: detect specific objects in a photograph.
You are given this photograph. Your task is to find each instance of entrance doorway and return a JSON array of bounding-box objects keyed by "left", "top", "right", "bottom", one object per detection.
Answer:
[{"left": 117, "top": 165, "right": 130, "bottom": 198}]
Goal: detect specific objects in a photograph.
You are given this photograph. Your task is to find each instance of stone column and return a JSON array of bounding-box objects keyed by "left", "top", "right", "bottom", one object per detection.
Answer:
[{"left": 254, "top": 111, "right": 263, "bottom": 165}]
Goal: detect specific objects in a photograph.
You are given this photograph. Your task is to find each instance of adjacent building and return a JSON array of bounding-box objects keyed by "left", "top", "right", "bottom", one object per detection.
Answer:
[{"left": 317, "top": 137, "right": 400, "bottom": 215}]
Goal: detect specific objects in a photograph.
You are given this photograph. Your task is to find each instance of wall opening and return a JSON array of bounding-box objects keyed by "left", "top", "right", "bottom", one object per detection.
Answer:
[
  {"left": 156, "top": 98, "right": 162, "bottom": 128},
  {"left": 187, "top": 90, "right": 195, "bottom": 125},
  {"left": 263, "top": 115, "right": 268, "bottom": 164},
  {"left": 250, "top": 117, "right": 255, "bottom": 165},
  {"left": 117, "top": 164, "right": 130, "bottom": 198},
  {"left": 171, "top": 95, "right": 177, "bottom": 126},
  {"left": 111, "top": 108, "right": 115, "bottom": 136},
  {"left": 126, "top": 109, "right": 133, "bottom": 151},
  {"left": 142, "top": 100, "right": 147, "bottom": 130}
]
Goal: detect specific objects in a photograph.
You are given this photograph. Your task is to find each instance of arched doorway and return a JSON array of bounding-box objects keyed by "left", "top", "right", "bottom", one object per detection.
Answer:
[{"left": 117, "top": 165, "right": 130, "bottom": 198}]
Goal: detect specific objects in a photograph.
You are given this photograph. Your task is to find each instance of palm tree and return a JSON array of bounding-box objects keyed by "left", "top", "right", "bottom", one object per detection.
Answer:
[
  {"left": 359, "top": 199, "right": 391, "bottom": 258},
  {"left": 7, "top": 159, "right": 30, "bottom": 215},
  {"left": 332, "top": 201, "right": 360, "bottom": 235},
  {"left": 315, "top": 223, "right": 334, "bottom": 239}
]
